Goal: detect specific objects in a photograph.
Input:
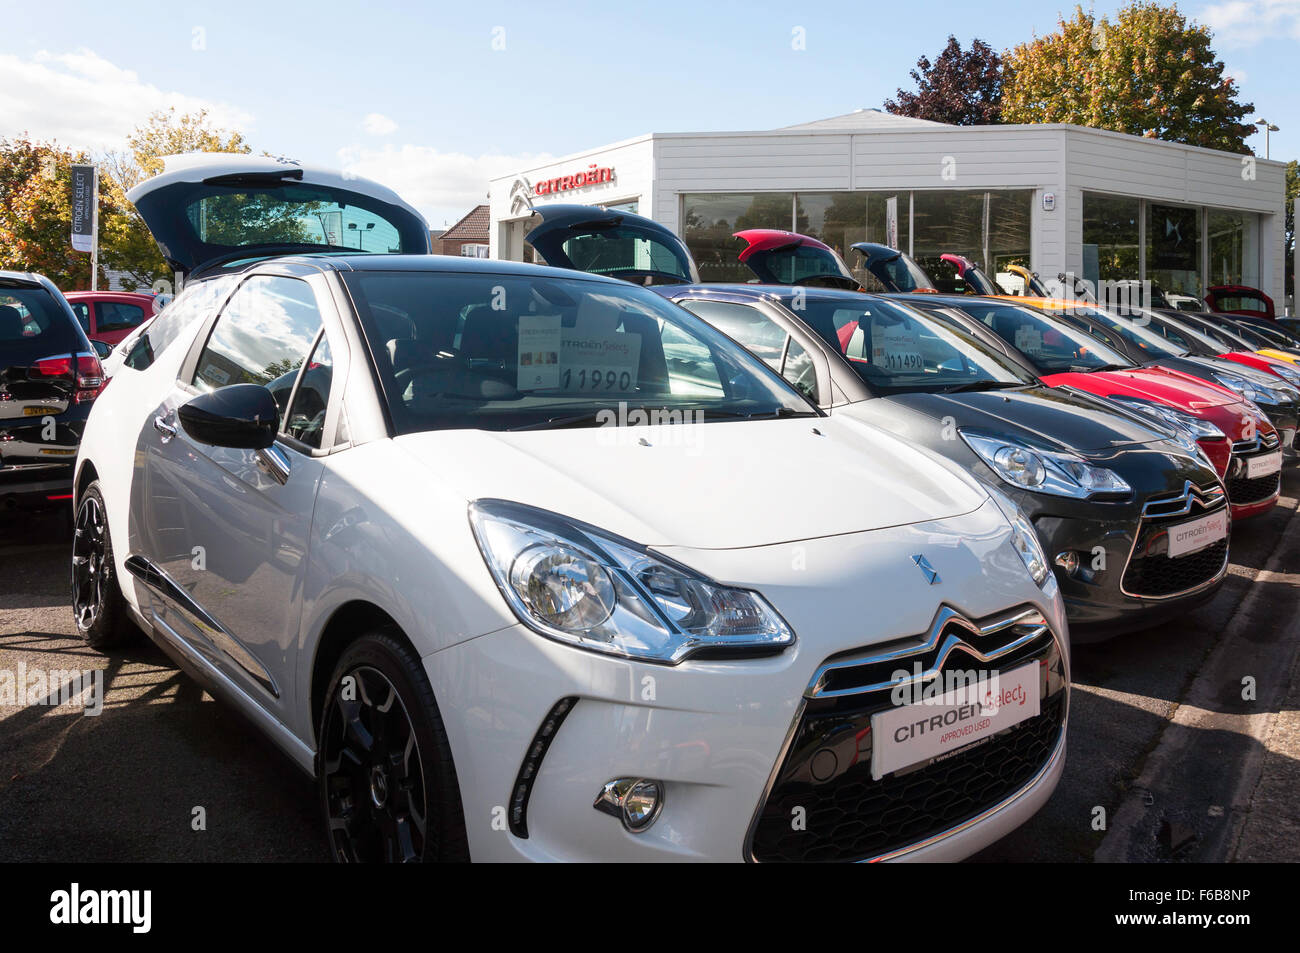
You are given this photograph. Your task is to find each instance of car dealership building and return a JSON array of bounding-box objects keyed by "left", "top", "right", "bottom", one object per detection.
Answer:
[{"left": 489, "top": 109, "right": 1289, "bottom": 305}]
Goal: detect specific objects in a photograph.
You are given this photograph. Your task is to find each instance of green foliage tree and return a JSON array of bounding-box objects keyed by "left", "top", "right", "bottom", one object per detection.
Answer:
[
  {"left": 0, "top": 138, "right": 102, "bottom": 288},
  {"left": 1002, "top": 2, "right": 1255, "bottom": 153}
]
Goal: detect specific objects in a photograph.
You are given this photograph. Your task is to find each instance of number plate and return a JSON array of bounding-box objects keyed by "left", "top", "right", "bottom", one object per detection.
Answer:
[
  {"left": 870, "top": 662, "right": 1041, "bottom": 781},
  {"left": 1166, "top": 509, "right": 1229, "bottom": 559},
  {"left": 1245, "top": 451, "right": 1282, "bottom": 479}
]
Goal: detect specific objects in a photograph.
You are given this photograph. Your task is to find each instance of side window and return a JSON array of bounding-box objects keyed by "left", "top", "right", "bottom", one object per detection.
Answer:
[
  {"left": 678, "top": 299, "right": 819, "bottom": 403},
  {"left": 70, "top": 301, "right": 92, "bottom": 334},
  {"left": 782, "top": 338, "right": 819, "bottom": 403},
  {"left": 124, "top": 282, "right": 228, "bottom": 372},
  {"left": 193, "top": 276, "right": 324, "bottom": 433},
  {"left": 678, "top": 300, "right": 788, "bottom": 371},
  {"left": 283, "top": 333, "right": 334, "bottom": 449},
  {"left": 96, "top": 301, "right": 148, "bottom": 333}
]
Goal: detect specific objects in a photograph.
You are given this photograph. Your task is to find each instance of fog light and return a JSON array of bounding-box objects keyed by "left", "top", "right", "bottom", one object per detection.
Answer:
[
  {"left": 1054, "top": 551, "right": 1080, "bottom": 576},
  {"left": 594, "top": 777, "right": 664, "bottom": 833}
]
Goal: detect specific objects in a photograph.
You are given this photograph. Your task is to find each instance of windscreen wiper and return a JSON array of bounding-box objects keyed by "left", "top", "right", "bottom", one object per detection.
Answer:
[{"left": 941, "top": 380, "right": 1024, "bottom": 394}]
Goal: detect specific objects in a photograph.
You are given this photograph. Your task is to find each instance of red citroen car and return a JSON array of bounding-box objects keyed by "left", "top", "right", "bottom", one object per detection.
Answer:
[{"left": 63, "top": 290, "right": 158, "bottom": 348}]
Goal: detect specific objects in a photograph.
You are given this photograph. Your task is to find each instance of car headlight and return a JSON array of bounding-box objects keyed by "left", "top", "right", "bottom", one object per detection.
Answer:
[
  {"left": 1106, "top": 396, "right": 1223, "bottom": 460},
  {"left": 960, "top": 430, "right": 1131, "bottom": 499},
  {"left": 986, "top": 488, "right": 1051, "bottom": 588},
  {"left": 1270, "top": 364, "right": 1300, "bottom": 387},
  {"left": 1212, "top": 371, "right": 1279, "bottom": 409},
  {"left": 470, "top": 499, "right": 795, "bottom": 663}
]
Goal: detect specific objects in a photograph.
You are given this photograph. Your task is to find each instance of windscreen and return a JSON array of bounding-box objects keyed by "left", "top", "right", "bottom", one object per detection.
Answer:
[
  {"left": 789, "top": 296, "right": 1032, "bottom": 396},
  {"left": 342, "top": 271, "right": 816, "bottom": 433},
  {"left": 949, "top": 301, "right": 1133, "bottom": 374},
  {"left": 1073, "top": 307, "right": 1190, "bottom": 359}
]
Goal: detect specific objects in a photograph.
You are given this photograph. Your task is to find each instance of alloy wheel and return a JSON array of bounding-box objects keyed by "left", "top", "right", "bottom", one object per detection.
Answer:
[
  {"left": 321, "top": 666, "right": 429, "bottom": 862},
  {"left": 72, "top": 495, "right": 108, "bottom": 634}
]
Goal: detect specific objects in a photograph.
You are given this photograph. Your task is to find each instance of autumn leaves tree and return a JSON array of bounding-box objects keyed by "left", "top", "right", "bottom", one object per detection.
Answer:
[
  {"left": 1, "top": 109, "right": 253, "bottom": 291},
  {"left": 1001, "top": 3, "right": 1256, "bottom": 152}
]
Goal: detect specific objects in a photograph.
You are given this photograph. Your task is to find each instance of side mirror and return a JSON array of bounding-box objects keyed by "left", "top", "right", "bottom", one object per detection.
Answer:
[
  {"left": 91, "top": 340, "right": 113, "bottom": 360},
  {"left": 178, "top": 383, "right": 279, "bottom": 449}
]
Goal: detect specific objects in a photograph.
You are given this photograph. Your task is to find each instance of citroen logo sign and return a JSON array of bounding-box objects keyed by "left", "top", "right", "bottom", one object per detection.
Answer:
[{"left": 912, "top": 554, "right": 941, "bottom": 586}]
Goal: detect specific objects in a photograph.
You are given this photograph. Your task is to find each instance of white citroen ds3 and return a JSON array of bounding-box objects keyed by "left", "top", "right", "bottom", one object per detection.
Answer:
[{"left": 72, "top": 155, "right": 1069, "bottom": 862}]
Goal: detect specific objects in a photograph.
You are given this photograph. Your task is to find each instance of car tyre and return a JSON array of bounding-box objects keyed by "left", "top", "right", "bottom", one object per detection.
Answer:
[
  {"left": 318, "top": 630, "right": 469, "bottom": 862},
  {"left": 71, "top": 481, "right": 138, "bottom": 650}
]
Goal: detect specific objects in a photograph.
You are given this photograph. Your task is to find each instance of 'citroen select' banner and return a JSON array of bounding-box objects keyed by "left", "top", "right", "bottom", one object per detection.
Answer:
[{"left": 70, "top": 165, "right": 96, "bottom": 253}]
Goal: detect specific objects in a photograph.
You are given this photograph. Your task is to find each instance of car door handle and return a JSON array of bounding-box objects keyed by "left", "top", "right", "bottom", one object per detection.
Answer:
[
  {"left": 153, "top": 413, "right": 177, "bottom": 443},
  {"left": 256, "top": 445, "right": 291, "bottom": 485}
]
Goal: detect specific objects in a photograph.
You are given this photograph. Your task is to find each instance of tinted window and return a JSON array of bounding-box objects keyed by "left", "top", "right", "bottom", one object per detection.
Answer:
[
  {"left": 96, "top": 301, "right": 148, "bottom": 333},
  {"left": 69, "top": 301, "right": 92, "bottom": 333},
  {"left": 0, "top": 286, "right": 82, "bottom": 353},
  {"left": 193, "top": 275, "right": 324, "bottom": 431},
  {"left": 341, "top": 271, "right": 815, "bottom": 433}
]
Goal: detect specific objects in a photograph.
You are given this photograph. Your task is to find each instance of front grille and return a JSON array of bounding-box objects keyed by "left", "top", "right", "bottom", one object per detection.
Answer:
[
  {"left": 1226, "top": 472, "right": 1280, "bottom": 505},
  {"left": 749, "top": 611, "right": 1066, "bottom": 863},
  {"left": 1121, "top": 538, "right": 1228, "bottom": 597},
  {"left": 1122, "top": 482, "right": 1229, "bottom": 599}
]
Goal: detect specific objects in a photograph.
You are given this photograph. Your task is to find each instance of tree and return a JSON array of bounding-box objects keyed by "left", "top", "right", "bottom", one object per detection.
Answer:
[
  {"left": 0, "top": 138, "right": 101, "bottom": 288},
  {"left": 884, "top": 36, "right": 1004, "bottom": 125},
  {"left": 1002, "top": 3, "right": 1255, "bottom": 153},
  {"left": 99, "top": 108, "right": 254, "bottom": 290}
]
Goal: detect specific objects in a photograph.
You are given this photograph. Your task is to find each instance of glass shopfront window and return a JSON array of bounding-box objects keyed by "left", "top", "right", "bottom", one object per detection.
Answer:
[
  {"left": 911, "top": 191, "right": 987, "bottom": 292},
  {"left": 1146, "top": 202, "right": 1202, "bottom": 297},
  {"left": 681, "top": 192, "right": 795, "bottom": 281},
  {"left": 1208, "top": 208, "right": 1261, "bottom": 289},
  {"left": 1082, "top": 193, "right": 1141, "bottom": 286}
]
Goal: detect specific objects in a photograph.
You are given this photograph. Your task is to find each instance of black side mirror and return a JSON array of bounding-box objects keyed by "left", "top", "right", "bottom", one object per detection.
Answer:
[
  {"left": 91, "top": 340, "right": 113, "bottom": 359},
  {"left": 178, "top": 383, "right": 279, "bottom": 449}
]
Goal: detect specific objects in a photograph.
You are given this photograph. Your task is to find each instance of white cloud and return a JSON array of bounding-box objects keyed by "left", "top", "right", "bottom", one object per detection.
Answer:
[
  {"left": 0, "top": 48, "right": 253, "bottom": 153},
  {"left": 1198, "top": 0, "right": 1300, "bottom": 47},
  {"left": 362, "top": 113, "right": 398, "bottom": 136},
  {"left": 337, "top": 143, "right": 556, "bottom": 228},
  {"left": 1223, "top": 65, "right": 1249, "bottom": 85}
]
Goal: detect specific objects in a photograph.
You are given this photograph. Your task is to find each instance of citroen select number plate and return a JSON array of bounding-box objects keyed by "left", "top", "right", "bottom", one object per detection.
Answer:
[
  {"left": 1166, "top": 509, "right": 1229, "bottom": 558},
  {"left": 1246, "top": 451, "right": 1282, "bottom": 479},
  {"left": 870, "top": 662, "right": 1040, "bottom": 780}
]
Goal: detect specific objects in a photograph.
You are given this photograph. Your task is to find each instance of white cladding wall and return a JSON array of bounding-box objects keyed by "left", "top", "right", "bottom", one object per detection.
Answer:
[{"left": 490, "top": 124, "right": 1286, "bottom": 301}]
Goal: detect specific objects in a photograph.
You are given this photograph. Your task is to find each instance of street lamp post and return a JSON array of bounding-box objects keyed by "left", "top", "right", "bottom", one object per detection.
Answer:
[
  {"left": 347, "top": 221, "right": 376, "bottom": 250},
  {"left": 1255, "top": 119, "right": 1279, "bottom": 160}
]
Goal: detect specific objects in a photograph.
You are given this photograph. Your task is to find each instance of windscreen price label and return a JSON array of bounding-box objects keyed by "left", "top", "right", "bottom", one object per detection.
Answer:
[
  {"left": 872, "top": 324, "right": 922, "bottom": 372},
  {"left": 516, "top": 314, "right": 641, "bottom": 392},
  {"left": 559, "top": 332, "right": 640, "bottom": 392}
]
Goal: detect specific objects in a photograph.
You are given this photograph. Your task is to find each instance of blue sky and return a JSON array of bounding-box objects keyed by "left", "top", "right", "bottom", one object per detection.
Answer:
[{"left": 2, "top": 0, "right": 1296, "bottom": 225}]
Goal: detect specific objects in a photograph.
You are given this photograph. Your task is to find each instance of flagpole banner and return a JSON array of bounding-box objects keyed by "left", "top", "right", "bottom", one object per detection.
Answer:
[{"left": 71, "top": 164, "right": 96, "bottom": 253}]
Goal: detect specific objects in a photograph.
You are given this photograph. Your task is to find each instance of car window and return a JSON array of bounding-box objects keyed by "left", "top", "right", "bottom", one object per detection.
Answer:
[
  {"left": 283, "top": 332, "right": 333, "bottom": 449},
  {"left": 193, "top": 275, "right": 324, "bottom": 432},
  {"left": 69, "top": 301, "right": 92, "bottom": 334},
  {"left": 96, "top": 300, "right": 148, "bottom": 333},
  {"left": 793, "top": 297, "right": 1029, "bottom": 395},
  {"left": 953, "top": 302, "right": 1131, "bottom": 373},
  {"left": 341, "top": 271, "right": 815, "bottom": 433},
  {"left": 123, "top": 279, "right": 231, "bottom": 372},
  {"left": 677, "top": 300, "right": 787, "bottom": 370},
  {"left": 677, "top": 299, "right": 819, "bottom": 402},
  {"left": 0, "top": 287, "right": 82, "bottom": 352}
]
